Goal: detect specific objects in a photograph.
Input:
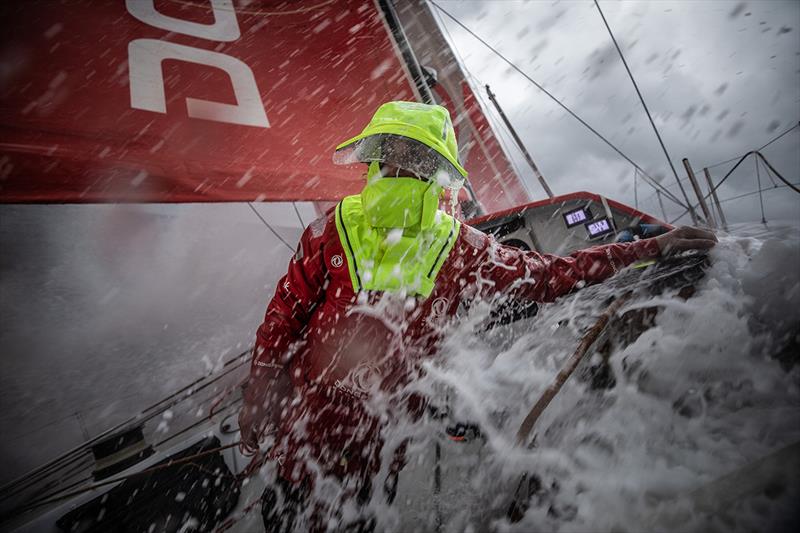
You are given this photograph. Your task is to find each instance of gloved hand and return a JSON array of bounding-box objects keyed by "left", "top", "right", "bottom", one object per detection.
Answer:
[
  {"left": 237, "top": 371, "right": 291, "bottom": 456},
  {"left": 654, "top": 225, "right": 718, "bottom": 255},
  {"left": 238, "top": 399, "right": 273, "bottom": 456}
]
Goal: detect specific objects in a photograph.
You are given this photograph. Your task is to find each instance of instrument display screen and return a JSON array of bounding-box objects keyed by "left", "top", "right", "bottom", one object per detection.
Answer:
[
  {"left": 562, "top": 207, "right": 591, "bottom": 228},
  {"left": 585, "top": 217, "right": 615, "bottom": 238}
]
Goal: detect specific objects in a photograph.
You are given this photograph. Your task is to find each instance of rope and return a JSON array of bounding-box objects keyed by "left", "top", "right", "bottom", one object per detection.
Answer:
[
  {"left": 507, "top": 291, "right": 634, "bottom": 523},
  {"left": 212, "top": 448, "right": 282, "bottom": 531},
  {"left": 593, "top": 0, "right": 696, "bottom": 221},
  {"left": 516, "top": 292, "right": 633, "bottom": 445},
  {"left": 429, "top": 1, "right": 690, "bottom": 211},
  {"left": 247, "top": 203, "right": 295, "bottom": 252}
]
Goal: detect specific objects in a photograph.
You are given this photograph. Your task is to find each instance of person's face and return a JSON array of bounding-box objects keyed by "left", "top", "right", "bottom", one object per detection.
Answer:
[{"left": 380, "top": 136, "right": 437, "bottom": 179}]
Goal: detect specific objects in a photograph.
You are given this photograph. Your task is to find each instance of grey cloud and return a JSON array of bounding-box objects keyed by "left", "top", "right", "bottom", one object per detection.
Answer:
[
  {"left": 441, "top": 0, "right": 800, "bottom": 223},
  {"left": 729, "top": 3, "right": 748, "bottom": 19}
]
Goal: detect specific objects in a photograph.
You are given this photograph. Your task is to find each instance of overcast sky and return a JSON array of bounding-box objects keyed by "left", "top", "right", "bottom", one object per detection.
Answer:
[{"left": 433, "top": 0, "right": 800, "bottom": 225}]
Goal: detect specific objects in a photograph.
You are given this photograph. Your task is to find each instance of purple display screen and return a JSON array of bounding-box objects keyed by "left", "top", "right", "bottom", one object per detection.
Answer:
[
  {"left": 562, "top": 207, "right": 591, "bottom": 228},
  {"left": 585, "top": 218, "right": 615, "bottom": 238}
]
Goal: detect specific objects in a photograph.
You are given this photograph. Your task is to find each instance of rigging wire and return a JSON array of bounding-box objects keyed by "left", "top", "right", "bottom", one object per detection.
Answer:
[
  {"left": 669, "top": 151, "right": 799, "bottom": 224},
  {"left": 715, "top": 182, "right": 800, "bottom": 206},
  {"left": 291, "top": 202, "right": 306, "bottom": 228},
  {"left": 428, "top": 1, "right": 690, "bottom": 211},
  {"left": 701, "top": 121, "right": 800, "bottom": 171},
  {"left": 755, "top": 151, "right": 800, "bottom": 194},
  {"left": 704, "top": 154, "right": 750, "bottom": 172},
  {"left": 2, "top": 442, "right": 243, "bottom": 519},
  {"left": 638, "top": 175, "right": 698, "bottom": 213},
  {"left": 487, "top": 96, "right": 537, "bottom": 195},
  {"left": 760, "top": 154, "right": 780, "bottom": 188},
  {"left": 430, "top": 6, "right": 534, "bottom": 199},
  {"left": 466, "top": 79, "right": 533, "bottom": 196},
  {"left": 759, "top": 121, "right": 800, "bottom": 151},
  {"left": 593, "top": 0, "right": 696, "bottom": 222},
  {"left": 0, "top": 350, "right": 252, "bottom": 499},
  {"left": 5, "top": 391, "right": 142, "bottom": 445},
  {"left": 478, "top": 77, "right": 536, "bottom": 198},
  {"left": 640, "top": 120, "right": 800, "bottom": 206},
  {"left": 0, "top": 367, "right": 250, "bottom": 510},
  {"left": 469, "top": 81, "right": 535, "bottom": 198},
  {"left": 668, "top": 152, "right": 752, "bottom": 224},
  {"left": 247, "top": 203, "right": 295, "bottom": 252}
]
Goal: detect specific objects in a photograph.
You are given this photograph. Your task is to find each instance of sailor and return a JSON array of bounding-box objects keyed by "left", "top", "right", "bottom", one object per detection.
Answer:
[{"left": 238, "top": 101, "right": 717, "bottom": 531}]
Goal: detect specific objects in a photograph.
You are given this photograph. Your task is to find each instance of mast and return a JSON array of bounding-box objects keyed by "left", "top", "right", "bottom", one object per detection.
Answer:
[
  {"left": 378, "top": 0, "right": 485, "bottom": 215},
  {"left": 485, "top": 85, "right": 554, "bottom": 199},
  {"left": 377, "top": 0, "right": 434, "bottom": 104}
]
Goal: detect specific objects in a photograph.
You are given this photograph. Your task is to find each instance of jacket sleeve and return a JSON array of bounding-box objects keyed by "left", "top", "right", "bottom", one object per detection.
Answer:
[
  {"left": 472, "top": 228, "right": 662, "bottom": 303},
  {"left": 244, "top": 220, "right": 328, "bottom": 408}
]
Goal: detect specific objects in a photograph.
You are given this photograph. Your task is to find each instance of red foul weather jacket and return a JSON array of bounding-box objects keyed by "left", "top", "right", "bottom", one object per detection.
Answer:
[{"left": 243, "top": 209, "right": 661, "bottom": 486}]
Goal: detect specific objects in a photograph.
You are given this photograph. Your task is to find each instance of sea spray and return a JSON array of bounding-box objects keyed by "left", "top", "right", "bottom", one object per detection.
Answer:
[{"left": 357, "top": 224, "right": 800, "bottom": 532}]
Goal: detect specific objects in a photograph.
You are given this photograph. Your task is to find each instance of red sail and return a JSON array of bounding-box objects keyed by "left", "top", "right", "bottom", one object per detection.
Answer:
[{"left": 0, "top": 0, "right": 528, "bottom": 209}]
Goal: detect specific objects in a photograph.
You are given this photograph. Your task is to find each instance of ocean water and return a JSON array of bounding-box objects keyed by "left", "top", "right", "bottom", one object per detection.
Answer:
[{"left": 0, "top": 203, "right": 305, "bottom": 488}]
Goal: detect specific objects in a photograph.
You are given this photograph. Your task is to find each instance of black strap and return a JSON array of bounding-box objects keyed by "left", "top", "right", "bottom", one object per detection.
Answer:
[
  {"left": 427, "top": 218, "right": 457, "bottom": 278},
  {"left": 338, "top": 202, "right": 362, "bottom": 291}
]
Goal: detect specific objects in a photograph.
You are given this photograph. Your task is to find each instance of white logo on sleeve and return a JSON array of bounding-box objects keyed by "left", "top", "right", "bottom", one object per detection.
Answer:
[
  {"left": 331, "top": 255, "right": 344, "bottom": 268},
  {"left": 430, "top": 297, "right": 449, "bottom": 319}
]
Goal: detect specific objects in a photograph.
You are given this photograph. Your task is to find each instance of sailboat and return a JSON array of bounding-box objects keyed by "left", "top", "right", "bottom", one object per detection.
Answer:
[{"left": 0, "top": 1, "right": 726, "bottom": 531}]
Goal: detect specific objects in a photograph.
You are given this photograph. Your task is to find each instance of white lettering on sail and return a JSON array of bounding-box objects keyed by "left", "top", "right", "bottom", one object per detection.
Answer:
[
  {"left": 125, "top": 0, "right": 241, "bottom": 42},
  {"left": 128, "top": 39, "right": 269, "bottom": 128}
]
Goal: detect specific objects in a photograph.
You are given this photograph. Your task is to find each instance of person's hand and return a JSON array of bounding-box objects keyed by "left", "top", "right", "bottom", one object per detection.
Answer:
[
  {"left": 238, "top": 402, "right": 271, "bottom": 456},
  {"left": 654, "top": 225, "right": 718, "bottom": 256},
  {"left": 237, "top": 368, "right": 292, "bottom": 455}
]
